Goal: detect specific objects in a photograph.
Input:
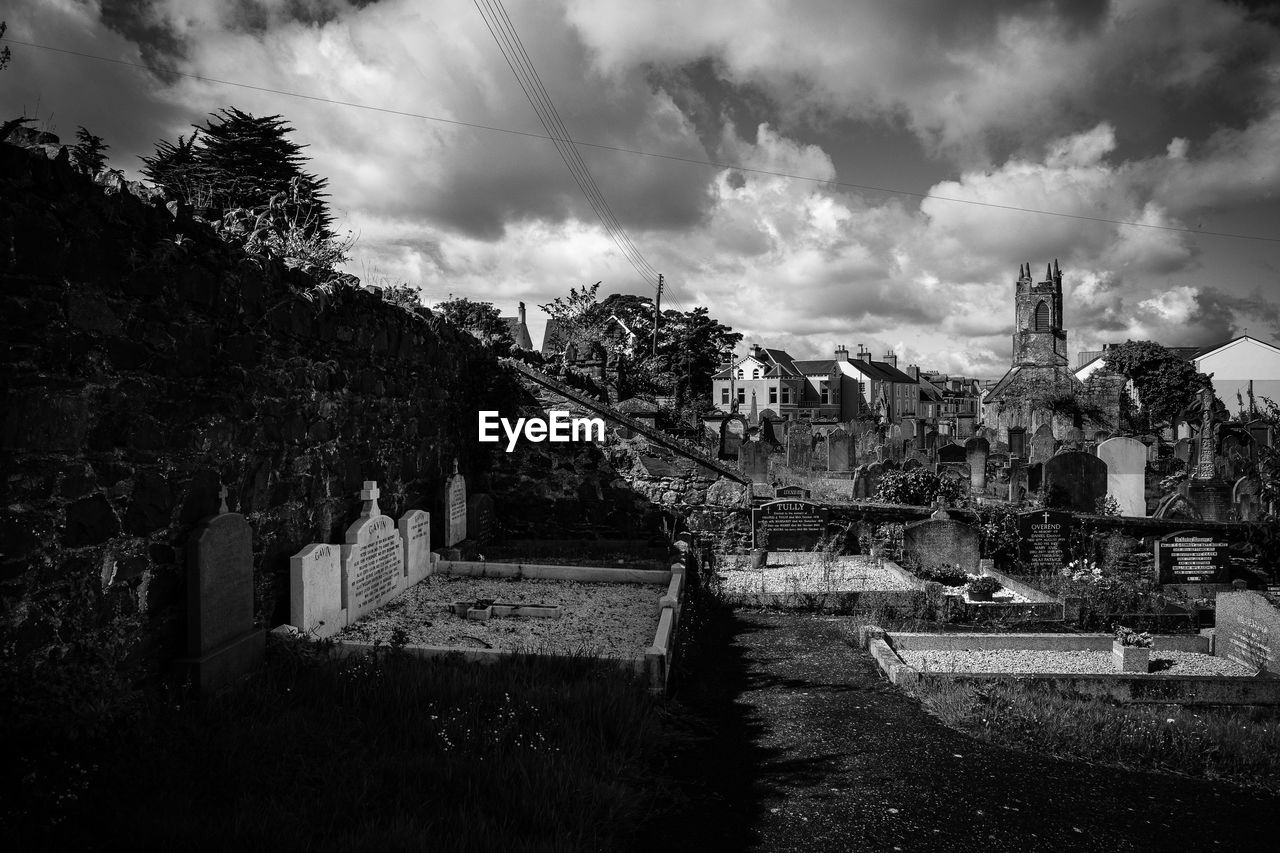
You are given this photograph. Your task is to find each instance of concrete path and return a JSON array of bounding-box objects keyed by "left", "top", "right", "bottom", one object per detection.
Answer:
[{"left": 663, "top": 608, "right": 1278, "bottom": 853}]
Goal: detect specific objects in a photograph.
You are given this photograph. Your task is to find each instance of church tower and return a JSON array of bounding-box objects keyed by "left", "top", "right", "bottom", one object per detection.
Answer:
[{"left": 1012, "top": 260, "right": 1067, "bottom": 368}]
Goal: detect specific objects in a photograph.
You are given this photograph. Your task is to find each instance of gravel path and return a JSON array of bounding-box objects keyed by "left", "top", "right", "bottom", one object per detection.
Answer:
[
  {"left": 718, "top": 555, "right": 918, "bottom": 594},
  {"left": 335, "top": 574, "right": 662, "bottom": 657},
  {"left": 899, "top": 648, "right": 1257, "bottom": 676}
]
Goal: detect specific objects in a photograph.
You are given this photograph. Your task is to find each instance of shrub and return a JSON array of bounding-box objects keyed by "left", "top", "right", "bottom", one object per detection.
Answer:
[
  {"left": 915, "top": 564, "right": 969, "bottom": 587},
  {"left": 1114, "top": 625, "right": 1153, "bottom": 647},
  {"left": 873, "top": 468, "right": 968, "bottom": 506}
]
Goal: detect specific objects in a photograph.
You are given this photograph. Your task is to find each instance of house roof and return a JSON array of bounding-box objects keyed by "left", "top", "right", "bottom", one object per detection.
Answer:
[
  {"left": 500, "top": 316, "right": 533, "bottom": 350},
  {"left": 845, "top": 358, "right": 917, "bottom": 383},
  {"left": 791, "top": 359, "right": 839, "bottom": 374},
  {"left": 1193, "top": 335, "right": 1280, "bottom": 360}
]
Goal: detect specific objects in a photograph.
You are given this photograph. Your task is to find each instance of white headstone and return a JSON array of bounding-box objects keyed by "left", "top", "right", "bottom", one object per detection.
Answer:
[
  {"left": 1097, "top": 436, "right": 1147, "bottom": 517},
  {"left": 445, "top": 461, "right": 467, "bottom": 546},
  {"left": 341, "top": 481, "right": 406, "bottom": 623},
  {"left": 290, "top": 543, "right": 345, "bottom": 638},
  {"left": 399, "top": 509, "right": 432, "bottom": 586}
]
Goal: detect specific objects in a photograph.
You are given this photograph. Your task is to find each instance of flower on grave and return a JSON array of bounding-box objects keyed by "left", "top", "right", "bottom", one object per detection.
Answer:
[{"left": 1114, "top": 625, "right": 1153, "bottom": 648}]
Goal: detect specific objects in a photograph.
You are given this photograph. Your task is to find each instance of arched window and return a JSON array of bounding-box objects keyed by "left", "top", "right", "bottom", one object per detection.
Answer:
[
  {"left": 752, "top": 368, "right": 761, "bottom": 379},
  {"left": 1033, "top": 300, "right": 1050, "bottom": 332},
  {"left": 737, "top": 368, "right": 745, "bottom": 379}
]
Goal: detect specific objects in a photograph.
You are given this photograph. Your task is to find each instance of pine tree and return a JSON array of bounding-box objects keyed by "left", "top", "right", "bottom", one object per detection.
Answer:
[
  {"left": 70, "top": 126, "right": 109, "bottom": 176},
  {"left": 141, "top": 108, "right": 332, "bottom": 236}
]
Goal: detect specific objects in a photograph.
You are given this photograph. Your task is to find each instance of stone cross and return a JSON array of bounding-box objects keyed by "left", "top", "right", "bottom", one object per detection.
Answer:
[
  {"left": 218, "top": 485, "right": 229, "bottom": 515},
  {"left": 1194, "top": 387, "right": 1217, "bottom": 481},
  {"left": 359, "top": 480, "right": 381, "bottom": 518}
]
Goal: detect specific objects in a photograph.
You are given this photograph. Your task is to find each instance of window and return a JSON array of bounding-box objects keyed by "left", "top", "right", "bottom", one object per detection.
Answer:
[
  {"left": 1009, "top": 428, "right": 1027, "bottom": 457},
  {"left": 769, "top": 386, "right": 778, "bottom": 404},
  {"left": 737, "top": 368, "right": 745, "bottom": 379},
  {"left": 721, "top": 387, "right": 729, "bottom": 404},
  {"left": 819, "top": 381, "right": 829, "bottom": 405},
  {"left": 752, "top": 368, "right": 761, "bottom": 379},
  {"left": 1033, "top": 300, "right": 1050, "bottom": 332},
  {"left": 737, "top": 388, "right": 746, "bottom": 404},
  {"left": 781, "top": 386, "right": 791, "bottom": 404}
]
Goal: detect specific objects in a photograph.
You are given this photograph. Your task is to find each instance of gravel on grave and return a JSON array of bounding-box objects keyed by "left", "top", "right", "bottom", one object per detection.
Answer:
[
  {"left": 899, "top": 648, "right": 1257, "bottom": 676},
  {"left": 717, "top": 554, "right": 918, "bottom": 594},
  {"left": 335, "top": 574, "right": 662, "bottom": 657}
]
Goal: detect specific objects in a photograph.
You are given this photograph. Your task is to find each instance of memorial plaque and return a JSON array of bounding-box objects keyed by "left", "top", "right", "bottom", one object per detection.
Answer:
[
  {"left": 290, "top": 543, "right": 345, "bottom": 638},
  {"left": 399, "top": 509, "right": 432, "bottom": 585},
  {"left": 445, "top": 461, "right": 467, "bottom": 546},
  {"left": 1156, "top": 532, "right": 1230, "bottom": 584},
  {"left": 753, "top": 499, "right": 828, "bottom": 550},
  {"left": 342, "top": 481, "right": 405, "bottom": 623},
  {"left": 1215, "top": 590, "right": 1279, "bottom": 674},
  {"left": 1018, "top": 509, "right": 1073, "bottom": 571},
  {"left": 775, "top": 485, "right": 811, "bottom": 499}
]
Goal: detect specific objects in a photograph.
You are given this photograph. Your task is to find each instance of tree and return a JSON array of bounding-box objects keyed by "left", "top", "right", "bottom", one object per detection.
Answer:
[
  {"left": 141, "top": 108, "right": 332, "bottom": 236},
  {"left": 434, "top": 297, "right": 513, "bottom": 347},
  {"left": 70, "top": 126, "right": 109, "bottom": 176},
  {"left": 1102, "top": 341, "right": 1215, "bottom": 432},
  {"left": 1, "top": 22, "right": 12, "bottom": 73}
]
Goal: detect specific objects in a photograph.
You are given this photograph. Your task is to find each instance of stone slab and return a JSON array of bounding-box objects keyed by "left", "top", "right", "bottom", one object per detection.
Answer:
[
  {"left": 186, "top": 511, "right": 256, "bottom": 657},
  {"left": 399, "top": 509, "right": 432, "bottom": 586},
  {"left": 342, "top": 513, "right": 406, "bottom": 624},
  {"left": 1215, "top": 590, "right": 1280, "bottom": 675},
  {"left": 290, "top": 542, "right": 346, "bottom": 639}
]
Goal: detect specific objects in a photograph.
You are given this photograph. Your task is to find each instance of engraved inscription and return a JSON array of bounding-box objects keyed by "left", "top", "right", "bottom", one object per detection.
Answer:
[{"left": 351, "top": 532, "right": 402, "bottom": 612}]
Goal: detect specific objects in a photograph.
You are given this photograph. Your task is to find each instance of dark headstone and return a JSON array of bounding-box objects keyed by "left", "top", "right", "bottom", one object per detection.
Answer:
[
  {"left": 753, "top": 499, "right": 827, "bottom": 550},
  {"left": 739, "top": 441, "right": 771, "bottom": 483},
  {"left": 181, "top": 505, "right": 264, "bottom": 691},
  {"left": 775, "top": 485, "right": 811, "bottom": 499},
  {"left": 467, "top": 494, "right": 494, "bottom": 544},
  {"left": 1017, "top": 509, "right": 1073, "bottom": 572},
  {"left": 720, "top": 415, "right": 748, "bottom": 461},
  {"left": 903, "top": 518, "right": 981, "bottom": 572},
  {"left": 810, "top": 430, "right": 829, "bottom": 471},
  {"left": 1043, "top": 451, "right": 1107, "bottom": 513},
  {"left": 937, "top": 443, "right": 965, "bottom": 464},
  {"left": 786, "top": 421, "right": 813, "bottom": 469},
  {"left": 1030, "top": 424, "right": 1056, "bottom": 463},
  {"left": 828, "top": 427, "right": 852, "bottom": 472},
  {"left": 1156, "top": 531, "right": 1230, "bottom": 584}
]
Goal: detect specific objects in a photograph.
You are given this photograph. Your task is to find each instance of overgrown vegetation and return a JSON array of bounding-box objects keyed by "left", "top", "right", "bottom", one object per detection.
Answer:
[
  {"left": 909, "top": 679, "right": 1280, "bottom": 794},
  {"left": 873, "top": 467, "right": 968, "bottom": 507},
  {"left": 3, "top": 641, "right": 684, "bottom": 852},
  {"left": 1102, "top": 340, "right": 1217, "bottom": 432}
]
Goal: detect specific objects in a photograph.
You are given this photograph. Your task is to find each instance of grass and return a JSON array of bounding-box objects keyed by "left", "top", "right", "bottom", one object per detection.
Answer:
[
  {"left": 2, "top": 640, "right": 683, "bottom": 852},
  {"left": 480, "top": 539, "right": 669, "bottom": 571},
  {"left": 907, "top": 677, "right": 1280, "bottom": 793}
]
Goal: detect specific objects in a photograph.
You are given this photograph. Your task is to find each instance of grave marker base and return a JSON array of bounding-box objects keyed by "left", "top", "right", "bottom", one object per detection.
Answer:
[{"left": 174, "top": 627, "right": 265, "bottom": 692}]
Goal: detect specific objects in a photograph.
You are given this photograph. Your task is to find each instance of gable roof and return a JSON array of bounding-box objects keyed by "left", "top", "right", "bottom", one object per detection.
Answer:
[
  {"left": 1194, "top": 335, "right": 1280, "bottom": 360},
  {"left": 500, "top": 316, "right": 533, "bottom": 350},
  {"left": 792, "top": 359, "right": 839, "bottom": 374}
]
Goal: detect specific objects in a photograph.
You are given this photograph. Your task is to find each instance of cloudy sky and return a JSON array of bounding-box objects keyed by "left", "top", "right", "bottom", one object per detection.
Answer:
[{"left": 5, "top": 0, "right": 1280, "bottom": 378}]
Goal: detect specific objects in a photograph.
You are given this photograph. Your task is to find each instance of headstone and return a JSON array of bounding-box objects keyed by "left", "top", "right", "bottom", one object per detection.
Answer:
[
  {"left": 851, "top": 466, "right": 870, "bottom": 500},
  {"left": 964, "top": 436, "right": 990, "bottom": 491},
  {"left": 1043, "top": 451, "right": 1107, "bottom": 513},
  {"left": 760, "top": 415, "right": 781, "bottom": 448},
  {"left": 786, "top": 421, "right": 813, "bottom": 470},
  {"left": 1096, "top": 437, "right": 1146, "bottom": 517},
  {"left": 399, "top": 508, "right": 433, "bottom": 585},
  {"left": 342, "top": 481, "right": 406, "bottom": 624},
  {"left": 445, "top": 461, "right": 467, "bottom": 546},
  {"left": 1156, "top": 531, "right": 1230, "bottom": 585},
  {"left": 1173, "top": 438, "right": 1193, "bottom": 467},
  {"left": 1030, "top": 424, "right": 1056, "bottom": 463},
  {"left": 753, "top": 499, "right": 828, "bottom": 551},
  {"left": 828, "top": 427, "right": 852, "bottom": 472},
  {"left": 1234, "top": 476, "right": 1261, "bottom": 522},
  {"left": 1017, "top": 509, "right": 1073, "bottom": 572},
  {"left": 290, "top": 543, "right": 345, "bottom": 639},
  {"left": 903, "top": 518, "right": 981, "bottom": 573},
  {"left": 467, "top": 494, "right": 494, "bottom": 545},
  {"left": 1007, "top": 459, "right": 1028, "bottom": 503},
  {"left": 1027, "top": 461, "right": 1043, "bottom": 494},
  {"left": 902, "top": 458, "right": 922, "bottom": 472},
  {"left": 810, "top": 430, "right": 829, "bottom": 471},
  {"left": 1215, "top": 590, "right": 1280, "bottom": 675},
  {"left": 739, "top": 441, "right": 771, "bottom": 483},
  {"left": 182, "top": 492, "right": 265, "bottom": 690},
  {"left": 866, "top": 461, "right": 885, "bottom": 498},
  {"left": 937, "top": 443, "right": 965, "bottom": 464}
]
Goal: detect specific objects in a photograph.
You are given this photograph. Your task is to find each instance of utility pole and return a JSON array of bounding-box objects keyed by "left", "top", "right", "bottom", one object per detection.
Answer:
[{"left": 651, "top": 273, "right": 663, "bottom": 356}]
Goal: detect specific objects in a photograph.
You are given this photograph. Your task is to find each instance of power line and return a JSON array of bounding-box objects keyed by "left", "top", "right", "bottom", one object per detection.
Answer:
[
  {"left": 8, "top": 37, "right": 1280, "bottom": 247},
  {"left": 472, "top": 0, "right": 667, "bottom": 297}
]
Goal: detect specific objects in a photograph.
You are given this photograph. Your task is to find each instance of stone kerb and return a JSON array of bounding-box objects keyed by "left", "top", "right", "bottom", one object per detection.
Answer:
[
  {"left": 341, "top": 481, "right": 407, "bottom": 624},
  {"left": 1097, "top": 436, "right": 1147, "bottom": 517}
]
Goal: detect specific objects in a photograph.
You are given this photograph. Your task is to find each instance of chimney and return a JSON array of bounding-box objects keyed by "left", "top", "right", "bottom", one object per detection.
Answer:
[
  {"left": 856, "top": 345, "right": 871, "bottom": 362},
  {"left": 883, "top": 350, "right": 898, "bottom": 368},
  {"left": 835, "top": 345, "right": 849, "bottom": 362},
  {"left": 749, "top": 343, "right": 763, "bottom": 359},
  {"left": 907, "top": 364, "right": 919, "bottom": 380},
  {"left": 518, "top": 301, "right": 526, "bottom": 324}
]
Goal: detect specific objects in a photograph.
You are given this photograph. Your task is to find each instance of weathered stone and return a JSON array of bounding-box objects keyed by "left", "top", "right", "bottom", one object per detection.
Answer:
[
  {"left": 964, "top": 436, "right": 990, "bottom": 491},
  {"left": 786, "top": 422, "right": 813, "bottom": 469},
  {"left": 1215, "top": 590, "right": 1280, "bottom": 674},
  {"left": 183, "top": 507, "right": 264, "bottom": 690},
  {"left": 903, "top": 518, "right": 981, "bottom": 572},
  {"left": 399, "top": 508, "right": 432, "bottom": 586},
  {"left": 290, "top": 543, "right": 345, "bottom": 639},
  {"left": 1096, "top": 437, "right": 1146, "bottom": 517}
]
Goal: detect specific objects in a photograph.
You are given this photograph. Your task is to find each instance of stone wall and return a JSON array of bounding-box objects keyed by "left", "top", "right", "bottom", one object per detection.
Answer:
[{"left": 0, "top": 141, "right": 523, "bottom": 672}]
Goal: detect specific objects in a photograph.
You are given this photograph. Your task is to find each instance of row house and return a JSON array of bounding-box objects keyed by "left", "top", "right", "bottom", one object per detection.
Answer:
[{"left": 913, "top": 369, "right": 982, "bottom": 437}]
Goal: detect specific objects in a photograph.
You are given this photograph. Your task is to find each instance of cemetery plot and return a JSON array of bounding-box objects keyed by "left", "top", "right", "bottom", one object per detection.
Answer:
[
  {"left": 897, "top": 647, "right": 1254, "bottom": 677},
  {"left": 334, "top": 575, "right": 661, "bottom": 658},
  {"left": 718, "top": 553, "right": 917, "bottom": 594}
]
